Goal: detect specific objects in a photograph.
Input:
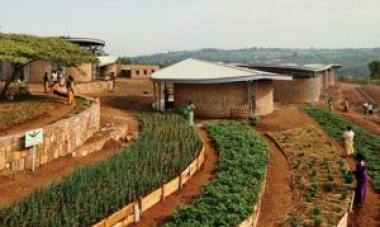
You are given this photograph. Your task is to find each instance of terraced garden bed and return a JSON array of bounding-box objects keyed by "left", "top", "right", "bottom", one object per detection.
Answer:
[
  {"left": 268, "top": 127, "right": 353, "bottom": 226},
  {"left": 0, "top": 114, "right": 201, "bottom": 226},
  {"left": 305, "top": 107, "right": 380, "bottom": 190},
  {"left": 165, "top": 121, "right": 270, "bottom": 226}
]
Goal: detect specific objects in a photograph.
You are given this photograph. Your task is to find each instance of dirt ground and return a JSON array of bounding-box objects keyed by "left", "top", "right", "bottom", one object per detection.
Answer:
[
  {"left": 0, "top": 95, "right": 75, "bottom": 136},
  {"left": 255, "top": 106, "right": 380, "bottom": 227},
  {"left": 130, "top": 127, "right": 218, "bottom": 227}
]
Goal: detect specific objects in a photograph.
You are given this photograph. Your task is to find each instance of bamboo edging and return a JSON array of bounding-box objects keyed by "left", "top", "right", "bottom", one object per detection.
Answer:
[{"left": 92, "top": 144, "right": 206, "bottom": 227}]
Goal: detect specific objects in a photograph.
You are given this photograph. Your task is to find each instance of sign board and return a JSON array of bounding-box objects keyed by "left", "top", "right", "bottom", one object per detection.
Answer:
[{"left": 25, "top": 128, "right": 44, "bottom": 148}]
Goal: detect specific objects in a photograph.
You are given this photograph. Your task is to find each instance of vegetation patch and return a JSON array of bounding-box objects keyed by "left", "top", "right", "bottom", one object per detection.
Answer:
[
  {"left": 166, "top": 121, "right": 270, "bottom": 226},
  {"left": 0, "top": 114, "right": 201, "bottom": 226},
  {"left": 305, "top": 107, "right": 380, "bottom": 189},
  {"left": 0, "top": 95, "right": 51, "bottom": 131},
  {"left": 268, "top": 127, "right": 353, "bottom": 226}
]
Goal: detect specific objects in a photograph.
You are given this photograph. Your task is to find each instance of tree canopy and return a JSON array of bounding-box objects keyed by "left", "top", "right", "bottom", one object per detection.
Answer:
[
  {"left": 0, "top": 33, "right": 98, "bottom": 66},
  {"left": 368, "top": 60, "right": 380, "bottom": 79}
]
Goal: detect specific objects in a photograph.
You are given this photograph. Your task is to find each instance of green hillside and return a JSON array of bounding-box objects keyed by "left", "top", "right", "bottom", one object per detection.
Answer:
[{"left": 129, "top": 47, "right": 380, "bottom": 78}]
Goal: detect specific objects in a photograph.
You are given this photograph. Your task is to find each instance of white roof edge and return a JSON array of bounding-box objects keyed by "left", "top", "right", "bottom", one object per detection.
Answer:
[
  {"left": 151, "top": 58, "right": 292, "bottom": 83},
  {"left": 151, "top": 75, "right": 292, "bottom": 84}
]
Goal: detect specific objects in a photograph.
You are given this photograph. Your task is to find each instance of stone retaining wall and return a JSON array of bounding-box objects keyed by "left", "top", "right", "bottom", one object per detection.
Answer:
[
  {"left": 0, "top": 97, "right": 100, "bottom": 174},
  {"left": 74, "top": 81, "right": 110, "bottom": 94}
]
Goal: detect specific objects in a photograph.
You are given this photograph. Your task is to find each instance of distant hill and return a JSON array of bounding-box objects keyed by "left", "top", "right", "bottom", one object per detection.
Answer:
[{"left": 130, "top": 47, "right": 380, "bottom": 78}]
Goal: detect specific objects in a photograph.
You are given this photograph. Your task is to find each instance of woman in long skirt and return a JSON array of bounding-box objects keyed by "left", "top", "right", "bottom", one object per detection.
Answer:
[
  {"left": 353, "top": 155, "right": 368, "bottom": 207},
  {"left": 343, "top": 126, "right": 355, "bottom": 157}
]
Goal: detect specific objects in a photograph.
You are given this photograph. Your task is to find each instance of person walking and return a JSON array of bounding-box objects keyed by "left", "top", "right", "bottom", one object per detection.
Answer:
[
  {"left": 362, "top": 101, "right": 368, "bottom": 115},
  {"left": 343, "top": 126, "right": 355, "bottom": 157},
  {"left": 344, "top": 98, "right": 350, "bottom": 112},
  {"left": 353, "top": 154, "right": 368, "bottom": 208},
  {"left": 187, "top": 100, "right": 195, "bottom": 126},
  {"left": 110, "top": 72, "right": 116, "bottom": 92},
  {"left": 43, "top": 72, "right": 49, "bottom": 94},
  {"left": 66, "top": 75, "right": 75, "bottom": 105},
  {"left": 105, "top": 74, "right": 112, "bottom": 93}
]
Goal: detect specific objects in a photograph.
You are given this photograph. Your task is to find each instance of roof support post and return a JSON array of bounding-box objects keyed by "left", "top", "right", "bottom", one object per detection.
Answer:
[
  {"left": 153, "top": 81, "right": 157, "bottom": 112},
  {"left": 246, "top": 81, "right": 253, "bottom": 115},
  {"left": 158, "top": 82, "right": 162, "bottom": 112}
]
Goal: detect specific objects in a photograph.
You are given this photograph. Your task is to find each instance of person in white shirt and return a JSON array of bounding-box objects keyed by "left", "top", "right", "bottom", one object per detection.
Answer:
[
  {"left": 51, "top": 71, "right": 58, "bottom": 83},
  {"left": 362, "top": 101, "right": 368, "bottom": 115}
]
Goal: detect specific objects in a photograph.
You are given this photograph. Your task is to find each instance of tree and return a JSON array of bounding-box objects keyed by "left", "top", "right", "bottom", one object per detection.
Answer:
[
  {"left": 368, "top": 60, "right": 380, "bottom": 79},
  {"left": 0, "top": 33, "right": 98, "bottom": 98},
  {"left": 116, "top": 57, "right": 133, "bottom": 64}
]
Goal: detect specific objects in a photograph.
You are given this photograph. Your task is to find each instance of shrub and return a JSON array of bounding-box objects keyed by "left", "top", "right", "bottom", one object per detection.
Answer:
[{"left": 248, "top": 113, "right": 260, "bottom": 126}]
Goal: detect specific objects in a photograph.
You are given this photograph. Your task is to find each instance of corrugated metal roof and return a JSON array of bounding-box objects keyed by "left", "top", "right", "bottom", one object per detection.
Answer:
[
  {"left": 243, "top": 63, "right": 342, "bottom": 73},
  {"left": 98, "top": 56, "right": 118, "bottom": 67},
  {"left": 151, "top": 58, "right": 292, "bottom": 84}
]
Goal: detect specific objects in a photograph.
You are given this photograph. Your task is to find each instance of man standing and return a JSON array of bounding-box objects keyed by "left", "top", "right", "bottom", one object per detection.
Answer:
[
  {"left": 344, "top": 98, "right": 350, "bottom": 112},
  {"left": 43, "top": 72, "right": 49, "bottom": 94}
]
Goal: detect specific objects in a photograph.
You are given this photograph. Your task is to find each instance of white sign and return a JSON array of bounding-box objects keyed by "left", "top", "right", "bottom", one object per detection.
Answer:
[{"left": 25, "top": 128, "right": 44, "bottom": 148}]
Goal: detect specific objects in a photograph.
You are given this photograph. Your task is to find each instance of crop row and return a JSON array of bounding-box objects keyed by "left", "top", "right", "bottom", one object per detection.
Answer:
[
  {"left": 0, "top": 114, "right": 202, "bottom": 226},
  {"left": 165, "top": 121, "right": 270, "bottom": 226},
  {"left": 304, "top": 107, "right": 380, "bottom": 190}
]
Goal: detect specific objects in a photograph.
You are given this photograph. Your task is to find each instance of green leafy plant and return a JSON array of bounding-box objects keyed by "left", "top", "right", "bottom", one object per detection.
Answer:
[
  {"left": 166, "top": 121, "right": 270, "bottom": 226},
  {"left": 248, "top": 113, "right": 260, "bottom": 126},
  {"left": 304, "top": 107, "right": 380, "bottom": 189}
]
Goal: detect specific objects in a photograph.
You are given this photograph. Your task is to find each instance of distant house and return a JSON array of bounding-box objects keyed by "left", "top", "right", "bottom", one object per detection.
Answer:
[
  {"left": 99, "top": 57, "right": 159, "bottom": 79},
  {"left": 151, "top": 58, "right": 291, "bottom": 118},
  {"left": 236, "top": 64, "right": 341, "bottom": 103}
]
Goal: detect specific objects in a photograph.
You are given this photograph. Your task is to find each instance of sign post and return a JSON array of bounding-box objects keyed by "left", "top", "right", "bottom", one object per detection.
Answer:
[{"left": 25, "top": 128, "right": 43, "bottom": 172}]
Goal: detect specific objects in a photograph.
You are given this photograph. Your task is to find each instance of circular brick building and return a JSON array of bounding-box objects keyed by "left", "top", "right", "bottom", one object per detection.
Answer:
[{"left": 151, "top": 58, "right": 291, "bottom": 118}]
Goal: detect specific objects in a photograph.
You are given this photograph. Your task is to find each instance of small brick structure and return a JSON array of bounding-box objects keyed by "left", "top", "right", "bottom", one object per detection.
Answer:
[
  {"left": 100, "top": 64, "right": 160, "bottom": 79},
  {"left": 174, "top": 81, "right": 274, "bottom": 118},
  {"left": 0, "top": 97, "right": 100, "bottom": 174}
]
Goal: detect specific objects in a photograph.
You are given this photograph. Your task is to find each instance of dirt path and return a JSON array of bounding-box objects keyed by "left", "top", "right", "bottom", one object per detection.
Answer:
[
  {"left": 256, "top": 134, "right": 292, "bottom": 227},
  {"left": 130, "top": 127, "right": 218, "bottom": 227},
  {"left": 255, "top": 106, "right": 379, "bottom": 227}
]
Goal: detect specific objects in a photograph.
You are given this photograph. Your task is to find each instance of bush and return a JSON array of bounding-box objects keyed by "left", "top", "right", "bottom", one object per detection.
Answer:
[
  {"left": 166, "top": 121, "right": 270, "bottom": 226},
  {"left": 248, "top": 113, "right": 260, "bottom": 126}
]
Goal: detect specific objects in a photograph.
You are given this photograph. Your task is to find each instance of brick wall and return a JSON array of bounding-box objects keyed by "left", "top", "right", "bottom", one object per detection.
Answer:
[
  {"left": 28, "top": 60, "right": 52, "bottom": 82},
  {"left": 117, "top": 64, "right": 160, "bottom": 79},
  {"left": 66, "top": 63, "right": 93, "bottom": 82},
  {"left": 28, "top": 61, "right": 93, "bottom": 82},
  {"left": 74, "top": 81, "right": 109, "bottom": 94},
  {"left": 173, "top": 81, "right": 273, "bottom": 118},
  {"left": 273, "top": 76, "right": 321, "bottom": 104},
  {"left": 0, "top": 98, "right": 100, "bottom": 174}
]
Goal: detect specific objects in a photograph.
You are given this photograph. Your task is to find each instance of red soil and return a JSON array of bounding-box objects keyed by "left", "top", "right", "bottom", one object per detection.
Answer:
[
  {"left": 255, "top": 105, "right": 379, "bottom": 227},
  {"left": 129, "top": 127, "right": 218, "bottom": 227}
]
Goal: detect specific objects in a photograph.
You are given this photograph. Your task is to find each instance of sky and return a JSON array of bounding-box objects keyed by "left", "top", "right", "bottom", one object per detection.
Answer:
[{"left": 0, "top": 0, "right": 379, "bottom": 56}]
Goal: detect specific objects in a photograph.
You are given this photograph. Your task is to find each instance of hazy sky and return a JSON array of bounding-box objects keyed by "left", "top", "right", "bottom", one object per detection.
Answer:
[{"left": 0, "top": 0, "right": 379, "bottom": 56}]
